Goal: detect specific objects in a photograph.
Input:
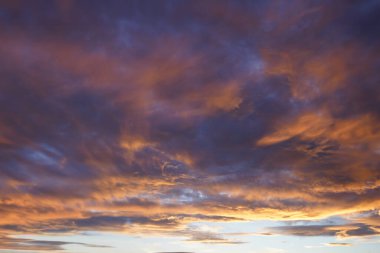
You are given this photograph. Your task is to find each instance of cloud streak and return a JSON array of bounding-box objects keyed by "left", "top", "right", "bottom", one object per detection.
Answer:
[{"left": 0, "top": 236, "right": 110, "bottom": 251}]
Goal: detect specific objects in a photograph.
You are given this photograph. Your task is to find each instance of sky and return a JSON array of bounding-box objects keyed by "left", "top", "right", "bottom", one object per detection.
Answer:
[{"left": 0, "top": 0, "right": 380, "bottom": 252}]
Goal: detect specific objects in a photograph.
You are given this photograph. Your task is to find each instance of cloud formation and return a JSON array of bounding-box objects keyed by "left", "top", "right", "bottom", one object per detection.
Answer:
[
  {"left": 0, "top": 0, "right": 379, "bottom": 251},
  {"left": 268, "top": 223, "right": 380, "bottom": 238},
  {"left": 267, "top": 211, "right": 380, "bottom": 238},
  {"left": 0, "top": 236, "right": 110, "bottom": 251},
  {"left": 326, "top": 243, "right": 352, "bottom": 247}
]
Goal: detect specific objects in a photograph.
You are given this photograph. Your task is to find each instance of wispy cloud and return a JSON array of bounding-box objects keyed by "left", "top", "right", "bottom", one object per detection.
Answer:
[
  {"left": 325, "top": 243, "right": 352, "bottom": 247},
  {"left": 267, "top": 222, "right": 380, "bottom": 238},
  {"left": 0, "top": 236, "right": 110, "bottom": 251}
]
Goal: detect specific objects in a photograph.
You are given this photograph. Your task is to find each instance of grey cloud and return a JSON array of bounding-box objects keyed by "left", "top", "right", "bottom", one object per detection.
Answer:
[
  {"left": 326, "top": 242, "right": 352, "bottom": 247},
  {"left": 268, "top": 223, "right": 380, "bottom": 238},
  {"left": 0, "top": 236, "right": 110, "bottom": 251}
]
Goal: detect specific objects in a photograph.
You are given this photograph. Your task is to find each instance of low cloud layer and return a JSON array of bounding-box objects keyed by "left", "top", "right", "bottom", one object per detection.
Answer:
[
  {"left": 326, "top": 243, "right": 352, "bottom": 247},
  {"left": 0, "top": 0, "right": 379, "bottom": 251},
  {"left": 267, "top": 211, "right": 380, "bottom": 238},
  {"left": 0, "top": 236, "right": 110, "bottom": 251},
  {"left": 268, "top": 223, "right": 380, "bottom": 238}
]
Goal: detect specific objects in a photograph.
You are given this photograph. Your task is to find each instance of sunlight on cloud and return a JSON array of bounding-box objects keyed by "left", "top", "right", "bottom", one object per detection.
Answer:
[{"left": 0, "top": 0, "right": 379, "bottom": 252}]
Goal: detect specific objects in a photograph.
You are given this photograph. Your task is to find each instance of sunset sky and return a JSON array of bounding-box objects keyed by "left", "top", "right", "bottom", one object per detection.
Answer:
[{"left": 0, "top": 1, "right": 380, "bottom": 252}]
